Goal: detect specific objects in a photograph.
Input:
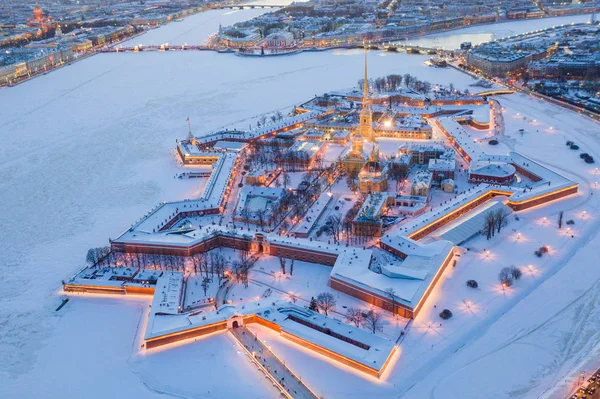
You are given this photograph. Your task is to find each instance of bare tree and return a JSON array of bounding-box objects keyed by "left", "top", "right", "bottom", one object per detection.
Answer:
[
  {"left": 200, "top": 256, "right": 210, "bottom": 279},
  {"left": 239, "top": 247, "right": 250, "bottom": 264},
  {"left": 278, "top": 255, "right": 287, "bottom": 275},
  {"left": 364, "top": 310, "right": 384, "bottom": 334},
  {"left": 99, "top": 247, "right": 111, "bottom": 266},
  {"left": 384, "top": 287, "right": 398, "bottom": 317},
  {"left": 483, "top": 211, "right": 496, "bottom": 239},
  {"left": 343, "top": 218, "right": 353, "bottom": 244},
  {"left": 326, "top": 214, "right": 342, "bottom": 244},
  {"left": 316, "top": 292, "right": 336, "bottom": 316},
  {"left": 212, "top": 252, "right": 227, "bottom": 285},
  {"left": 510, "top": 266, "right": 522, "bottom": 280},
  {"left": 240, "top": 207, "right": 251, "bottom": 228},
  {"left": 494, "top": 208, "right": 510, "bottom": 234},
  {"left": 345, "top": 307, "right": 363, "bottom": 327},
  {"left": 86, "top": 248, "right": 99, "bottom": 267},
  {"left": 201, "top": 277, "right": 209, "bottom": 296},
  {"left": 290, "top": 256, "right": 295, "bottom": 275},
  {"left": 498, "top": 267, "right": 513, "bottom": 287},
  {"left": 558, "top": 211, "right": 564, "bottom": 229},
  {"left": 255, "top": 209, "right": 266, "bottom": 229},
  {"left": 282, "top": 172, "right": 291, "bottom": 189}
]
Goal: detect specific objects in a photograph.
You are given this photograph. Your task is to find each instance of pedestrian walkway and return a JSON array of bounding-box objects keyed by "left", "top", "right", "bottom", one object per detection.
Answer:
[{"left": 230, "top": 326, "right": 319, "bottom": 399}]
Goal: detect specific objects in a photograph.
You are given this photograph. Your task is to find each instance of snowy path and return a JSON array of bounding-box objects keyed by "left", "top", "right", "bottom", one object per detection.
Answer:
[{"left": 230, "top": 326, "right": 318, "bottom": 399}]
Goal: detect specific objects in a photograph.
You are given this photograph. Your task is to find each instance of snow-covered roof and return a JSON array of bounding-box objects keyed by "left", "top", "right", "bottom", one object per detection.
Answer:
[
  {"left": 145, "top": 299, "right": 396, "bottom": 372},
  {"left": 432, "top": 200, "right": 511, "bottom": 245},
  {"left": 332, "top": 240, "right": 454, "bottom": 307},
  {"left": 213, "top": 141, "right": 246, "bottom": 152},
  {"left": 151, "top": 272, "right": 184, "bottom": 315},
  {"left": 428, "top": 158, "right": 456, "bottom": 172},
  {"left": 293, "top": 192, "right": 333, "bottom": 236},
  {"left": 470, "top": 161, "right": 516, "bottom": 177}
]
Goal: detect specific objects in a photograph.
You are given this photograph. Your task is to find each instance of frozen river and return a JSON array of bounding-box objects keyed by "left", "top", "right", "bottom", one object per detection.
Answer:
[
  {"left": 0, "top": 6, "right": 596, "bottom": 399},
  {"left": 123, "top": 5, "right": 594, "bottom": 49}
]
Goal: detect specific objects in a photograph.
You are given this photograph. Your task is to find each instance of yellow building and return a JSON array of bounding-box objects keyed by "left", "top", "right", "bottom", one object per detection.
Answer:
[
  {"left": 359, "top": 146, "right": 388, "bottom": 194},
  {"left": 344, "top": 134, "right": 366, "bottom": 174}
]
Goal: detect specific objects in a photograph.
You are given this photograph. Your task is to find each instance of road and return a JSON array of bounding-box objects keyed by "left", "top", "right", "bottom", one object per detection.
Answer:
[{"left": 230, "top": 326, "right": 318, "bottom": 399}]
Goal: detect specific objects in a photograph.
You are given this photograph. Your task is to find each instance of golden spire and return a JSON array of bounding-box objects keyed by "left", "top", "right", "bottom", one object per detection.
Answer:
[{"left": 363, "top": 47, "right": 369, "bottom": 107}]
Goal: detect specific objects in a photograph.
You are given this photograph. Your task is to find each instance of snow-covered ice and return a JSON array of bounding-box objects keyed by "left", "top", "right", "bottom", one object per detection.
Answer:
[{"left": 2, "top": 10, "right": 600, "bottom": 399}]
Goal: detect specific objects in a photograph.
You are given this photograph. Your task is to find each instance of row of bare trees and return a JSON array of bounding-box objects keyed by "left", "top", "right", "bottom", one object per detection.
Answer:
[
  {"left": 277, "top": 255, "right": 296, "bottom": 275},
  {"left": 86, "top": 246, "right": 112, "bottom": 267},
  {"left": 341, "top": 194, "right": 367, "bottom": 245},
  {"left": 246, "top": 141, "right": 290, "bottom": 171},
  {"left": 345, "top": 307, "right": 385, "bottom": 333},
  {"left": 190, "top": 251, "right": 230, "bottom": 285},
  {"left": 87, "top": 248, "right": 192, "bottom": 272},
  {"left": 233, "top": 249, "right": 256, "bottom": 288},
  {"left": 357, "top": 73, "right": 433, "bottom": 95},
  {"left": 318, "top": 213, "right": 343, "bottom": 244},
  {"left": 255, "top": 110, "right": 284, "bottom": 128},
  {"left": 483, "top": 208, "right": 510, "bottom": 240}
]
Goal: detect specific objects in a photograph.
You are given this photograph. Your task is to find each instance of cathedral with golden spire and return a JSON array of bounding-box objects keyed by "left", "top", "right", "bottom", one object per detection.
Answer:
[{"left": 343, "top": 50, "right": 375, "bottom": 175}]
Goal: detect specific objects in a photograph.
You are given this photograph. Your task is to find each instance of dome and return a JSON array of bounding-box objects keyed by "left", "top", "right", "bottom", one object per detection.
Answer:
[
  {"left": 33, "top": 4, "right": 44, "bottom": 19},
  {"left": 362, "top": 160, "right": 382, "bottom": 174}
]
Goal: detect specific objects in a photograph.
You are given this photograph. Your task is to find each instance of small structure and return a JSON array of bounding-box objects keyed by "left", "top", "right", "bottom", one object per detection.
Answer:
[
  {"left": 469, "top": 161, "right": 516, "bottom": 184},
  {"left": 234, "top": 186, "right": 286, "bottom": 228},
  {"left": 441, "top": 178, "right": 455, "bottom": 193},
  {"left": 280, "top": 140, "right": 325, "bottom": 170},
  {"left": 244, "top": 170, "right": 268, "bottom": 186},
  {"left": 411, "top": 171, "right": 433, "bottom": 197},
  {"left": 395, "top": 195, "right": 428, "bottom": 215},
  {"left": 428, "top": 158, "right": 456, "bottom": 182}
]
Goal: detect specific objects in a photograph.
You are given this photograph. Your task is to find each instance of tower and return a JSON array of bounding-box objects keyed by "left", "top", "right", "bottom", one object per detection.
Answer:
[
  {"left": 187, "top": 117, "right": 196, "bottom": 146},
  {"left": 352, "top": 134, "right": 364, "bottom": 154},
  {"left": 358, "top": 48, "right": 374, "bottom": 141}
]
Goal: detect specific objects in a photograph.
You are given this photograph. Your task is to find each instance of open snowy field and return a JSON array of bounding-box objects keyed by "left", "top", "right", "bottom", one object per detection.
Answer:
[{"left": 2, "top": 9, "right": 600, "bottom": 399}]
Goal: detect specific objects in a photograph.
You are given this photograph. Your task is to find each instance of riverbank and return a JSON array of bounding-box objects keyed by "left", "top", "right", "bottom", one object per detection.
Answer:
[
  {"left": 2, "top": 9, "right": 595, "bottom": 89},
  {"left": 451, "top": 61, "right": 600, "bottom": 123}
]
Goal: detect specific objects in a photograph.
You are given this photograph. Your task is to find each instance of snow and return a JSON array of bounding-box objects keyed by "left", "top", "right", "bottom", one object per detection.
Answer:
[
  {"left": 292, "top": 192, "right": 333, "bottom": 237},
  {"left": 152, "top": 272, "right": 184, "bottom": 314},
  {"left": 432, "top": 200, "right": 511, "bottom": 245},
  {"left": 2, "top": 8, "right": 600, "bottom": 399}
]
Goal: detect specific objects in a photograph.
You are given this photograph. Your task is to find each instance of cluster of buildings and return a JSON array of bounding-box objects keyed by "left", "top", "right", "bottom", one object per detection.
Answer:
[
  {"left": 0, "top": 0, "right": 216, "bottom": 30},
  {"left": 215, "top": 0, "right": 599, "bottom": 50},
  {"left": 63, "top": 52, "right": 580, "bottom": 382},
  {"left": 464, "top": 22, "right": 600, "bottom": 114},
  {"left": 0, "top": 4, "right": 143, "bottom": 85},
  {"left": 465, "top": 23, "right": 600, "bottom": 78},
  {"left": 0, "top": 0, "right": 247, "bottom": 86}
]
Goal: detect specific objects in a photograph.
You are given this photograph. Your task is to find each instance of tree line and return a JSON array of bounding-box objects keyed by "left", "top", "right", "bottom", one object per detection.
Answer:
[{"left": 358, "top": 73, "right": 433, "bottom": 95}]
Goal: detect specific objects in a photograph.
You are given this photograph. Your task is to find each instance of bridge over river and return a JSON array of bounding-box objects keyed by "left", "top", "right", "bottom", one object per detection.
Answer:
[
  {"left": 216, "top": 4, "right": 285, "bottom": 9},
  {"left": 100, "top": 42, "right": 450, "bottom": 55}
]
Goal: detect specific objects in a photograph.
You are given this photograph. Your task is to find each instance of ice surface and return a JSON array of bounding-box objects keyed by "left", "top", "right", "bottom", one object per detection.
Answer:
[{"left": 1, "top": 10, "right": 600, "bottom": 399}]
